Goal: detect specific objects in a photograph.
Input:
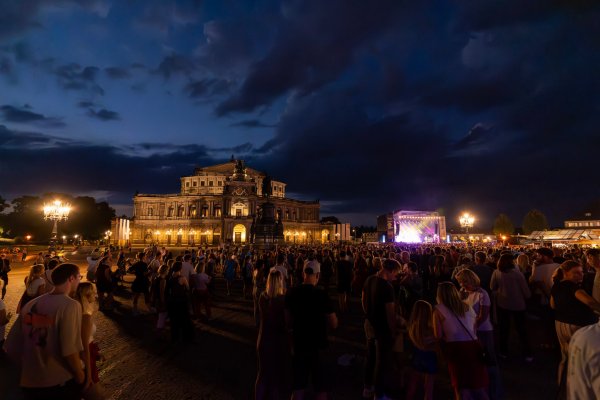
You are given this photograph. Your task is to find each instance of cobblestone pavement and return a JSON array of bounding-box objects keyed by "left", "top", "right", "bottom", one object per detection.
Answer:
[{"left": 0, "top": 253, "right": 559, "bottom": 400}]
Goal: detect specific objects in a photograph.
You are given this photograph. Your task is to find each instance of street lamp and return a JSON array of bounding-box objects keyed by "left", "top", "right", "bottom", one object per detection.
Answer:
[
  {"left": 105, "top": 230, "right": 112, "bottom": 245},
  {"left": 43, "top": 200, "right": 71, "bottom": 247},
  {"left": 459, "top": 212, "right": 475, "bottom": 234}
]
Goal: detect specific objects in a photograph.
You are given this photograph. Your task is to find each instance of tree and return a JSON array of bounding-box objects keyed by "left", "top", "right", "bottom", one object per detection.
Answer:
[
  {"left": 522, "top": 209, "right": 549, "bottom": 234},
  {"left": 493, "top": 214, "right": 515, "bottom": 236},
  {"left": 0, "top": 196, "right": 8, "bottom": 213}
]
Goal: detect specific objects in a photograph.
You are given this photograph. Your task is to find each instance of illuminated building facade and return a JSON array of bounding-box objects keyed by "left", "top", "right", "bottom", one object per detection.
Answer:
[
  {"left": 393, "top": 210, "right": 446, "bottom": 243},
  {"left": 128, "top": 159, "right": 330, "bottom": 246}
]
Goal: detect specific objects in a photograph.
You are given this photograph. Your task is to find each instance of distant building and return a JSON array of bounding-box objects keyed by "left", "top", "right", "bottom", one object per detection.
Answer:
[
  {"left": 126, "top": 159, "right": 330, "bottom": 246},
  {"left": 565, "top": 213, "right": 600, "bottom": 229},
  {"left": 377, "top": 213, "right": 394, "bottom": 243},
  {"left": 362, "top": 232, "right": 379, "bottom": 243}
]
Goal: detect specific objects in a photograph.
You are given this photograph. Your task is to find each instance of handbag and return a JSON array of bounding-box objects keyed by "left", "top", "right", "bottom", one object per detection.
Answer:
[{"left": 450, "top": 309, "right": 495, "bottom": 366}]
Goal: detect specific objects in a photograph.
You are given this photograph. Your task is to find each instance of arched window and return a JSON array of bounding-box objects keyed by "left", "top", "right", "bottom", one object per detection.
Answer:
[
  {"left": 148, "top": 207, "right": 154, "bottom": 216},
  {"left": 177, "top": 205, "right": 185, "bottom": 217},
  {"left": 167, "top": 206, "right": 174, "bottom": 217}
]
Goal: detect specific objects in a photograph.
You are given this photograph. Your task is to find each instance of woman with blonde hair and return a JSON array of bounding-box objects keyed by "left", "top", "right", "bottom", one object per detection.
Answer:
[
  {"left": 255, "top": 270, "right": 288, "bottom": 400},
  {"left": 406, "top": 300, "right": 438, "bottom": 400},
  {"left": 456, "top": 269, "right": 502, "bottom": 400},
  {"left": 17, "top": 264, "right": 46, "bottom": 313},
  {"left": 434, "top": 282, "right": 489, "bottom": 400},
  {"left": 516, "top": 254, "right": 532, "bottom": 280},
  {"left": 74, "top": 282, "right": 104, "bottom": 400}
]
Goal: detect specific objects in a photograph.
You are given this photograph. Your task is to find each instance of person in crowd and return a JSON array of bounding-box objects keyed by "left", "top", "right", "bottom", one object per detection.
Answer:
[
  {"left": 585, "top": 248, "right": 600, "bottom": 303},
  {"left": 17, "top": 264, "right": 46, "bottom": 313},
  {"left": 336, "top": 250, "right": 353, "bottom": 312},
  {"left": 362, "top": 258, "right": 399, "bottom": 400},
  {"left": 320, "top": 250, "right": 334, "bottom": 293},
  {"left": 457, "top": 269, "right": 502, "bottom": 400},
  {"left": 530, "top": 247, "right": 560, "bottom": 348},
  {"left": 0, "top": 252, "right": 11, "bottom": 299},
  {"left": 5, "top": 263, "right": 85, "bottom": 400},
  {"left": 0, "top": 280, "right": 11, "bottom": 350},
  {"left": 74, "top": 282, "right": 104, "bottom": 400},
  {"left": 223, "top": 254, "right": 239, "bottom": 296},
  {"left": 86, "top": 249, "right": 101, "bottom": 283},
  {"left": 190, "top": 261, "right": 212, "bottom": 320},
  {"left": 242, "top": 255, "right": 254, "bottom": 299},
  {"left": 253, "top": 259, "right": 269, "bottom": 327},
  {"left": 470, "top": 252, "right": 494, "bottom": 296},
  {"left": 567, "top": 318, "right": 600, "bottom": 399},
  {"left": 399, "top": 261, "right": 423, "bottom": 316},
  {"left": 255, "top": 270, "right": 288, "bottom": 400},
  {"left": 490, "top": 253, "right": 532, "bottom": 361},
  {"left": 285, "top": 259, "right": 337, "bottom": 400},
  {"left": 129, "top": 252, "right": 152, "bottom": 316},
  {"left": 96, "top": 253, "right": 115, "bottom": 311},
  {"left": 167, "top": 261, "right": 194, "bottom": 343},
  {"left": 180, "top": 254, "right": 196, "bottom": 282},
  {"left": 406, "top": 300, "right": 437, "bottom": 400},
  {"left": 516, "top": 254, "right": 532, "bottom": 280},
  {"left": 271, "top": 253, "right": 290, "bottom": 289},
  {"left": 433, "top": 281, "right": 489, "bottom": 400},
  {"left": 150, "top": 264, "right": 169, "bottom": 340},
  {"left": 550, "top": 260, "right": 600, "bottom": 387},
  {"left": 353, "top": 251, "right": 370, "bottom": 295}
]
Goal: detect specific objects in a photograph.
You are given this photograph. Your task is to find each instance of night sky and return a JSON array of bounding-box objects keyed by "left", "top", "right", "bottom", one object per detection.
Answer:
[{"left": 1, "top": 1, "right": 599, "bottom": 229}]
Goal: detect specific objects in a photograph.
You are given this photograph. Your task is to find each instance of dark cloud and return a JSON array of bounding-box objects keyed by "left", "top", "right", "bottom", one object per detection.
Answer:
[
  {"left": 185, "top": 78, "right": 233, "bottom": 98},
  {"left": 230, "top": 119, "right": 275, "bottom": 129},
  {"left": 0, "top": 0, "right": 110, "bottom": 39},
  {"left": 104, "top": 67, "right": 131, "bottom": 79},
  {"left": 215, "top": 0, "right": 404, "bottom": 115},
  {"left": 87, "top": 108, "right": 120, "bottom": 121},
  {"left": 0, "top": 105, "right": 66, "bottom": 128},
  {"left": 0, "top": 125, "right": 221, "bottom": 203},
  {"left": 54, "top": 63, "right": 104, "bottom": 95},
  {"left": 156, "top": 54, "right": 196, "bottom": 79}
]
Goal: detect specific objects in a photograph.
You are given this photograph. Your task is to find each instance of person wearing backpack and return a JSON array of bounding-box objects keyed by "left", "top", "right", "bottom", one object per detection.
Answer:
[{"left": 150, "top": 264, "right": 169, "bottom": 340}]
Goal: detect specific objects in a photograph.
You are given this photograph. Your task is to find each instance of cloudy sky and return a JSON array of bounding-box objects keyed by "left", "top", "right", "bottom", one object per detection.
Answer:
[{"left": 0, "top": 0, "right": 599, "bottom": 229}]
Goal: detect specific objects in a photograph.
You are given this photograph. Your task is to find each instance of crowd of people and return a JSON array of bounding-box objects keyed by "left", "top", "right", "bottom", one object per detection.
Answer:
[{"left": 1, "top": 242, "right": 600, "bottom": 399}]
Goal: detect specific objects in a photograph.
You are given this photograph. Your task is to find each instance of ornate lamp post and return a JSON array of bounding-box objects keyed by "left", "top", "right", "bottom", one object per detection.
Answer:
[
  {"left": 459, "top": 212, "right": 475, "bottom": 234},
  {"left": 43, "top": 200, "right": 71, "bottom": 247}
]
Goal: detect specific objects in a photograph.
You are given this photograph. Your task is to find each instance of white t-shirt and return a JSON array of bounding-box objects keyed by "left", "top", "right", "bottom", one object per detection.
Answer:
[
  {"left": 435, "top": 303, "right": 477, "bottom": 342},
  {"left": 26, "top": 277, "right": 45, "bottom": 297},
  {"left": 568, "top": 322, "right": 600, "bottom": 399},
  {"left": 0, "top": 298, "right": 6, "bottom": 339},
  {"left": 181, "top": 261, "right": 195, "bottom": 281},
  {"left": 270, "top": 264, "right": 289, "bottom": 280},
  {"left": 464, "top": 288, "right": 493, "bottom": 332},
  {"left": 5, "top": 293, "right": 83, "bottom": 387},
  {"left": 191, "top": 273, "right": 211, "bottom": 291}
]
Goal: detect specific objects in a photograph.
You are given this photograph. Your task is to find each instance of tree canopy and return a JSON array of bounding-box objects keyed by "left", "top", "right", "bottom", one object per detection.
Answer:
[
  {"left": 493, "top": 214, "right": 515, "bottom": 236},
  {"left": 522, "top": 209, "right": 549, "bottom": 234}
]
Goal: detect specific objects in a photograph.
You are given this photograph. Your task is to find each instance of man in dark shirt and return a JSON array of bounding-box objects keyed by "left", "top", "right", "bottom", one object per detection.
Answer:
[
  {"left": 470, "top": 251, "right": 494, "bottom": 295},
  {"left": 285, "top": 259, "right": 337, "bottom": 400},
  {"left": 362, "top": 258, "right": 399, "bottom": 400},
  {"left": 335, "top": 251, "right": 353, "bottom": 312}
]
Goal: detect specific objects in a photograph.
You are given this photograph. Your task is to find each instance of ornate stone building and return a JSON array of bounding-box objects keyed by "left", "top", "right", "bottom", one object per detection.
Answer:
[{"left": 129, "top": 159, "right": 329, "bottom": 246}]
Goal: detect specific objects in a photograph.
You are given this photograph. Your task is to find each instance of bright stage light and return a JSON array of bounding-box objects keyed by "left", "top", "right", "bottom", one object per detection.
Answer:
[{"left": 395, "top": 224, "right": 423, "bottom": 243}]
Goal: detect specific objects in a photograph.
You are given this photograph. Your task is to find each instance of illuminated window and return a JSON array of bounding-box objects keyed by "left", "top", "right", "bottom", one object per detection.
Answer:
[
  {"left": 148, "top": 208, "right": 154, "bottom": 216},
  {"left": 167, "top": 207, "right": 174, "bottom": 217},
  {"left": 177, "top": 206, "right": 185, "bottom": 217},
  {"left": 214, "top": 207, "right": 222, "bottom": 217},
  {"left": 202, "top": 207, "right": 208, "bottom": 217},
  {"left": 189, "top": 206, "right": 197, "bottom": 217}
]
